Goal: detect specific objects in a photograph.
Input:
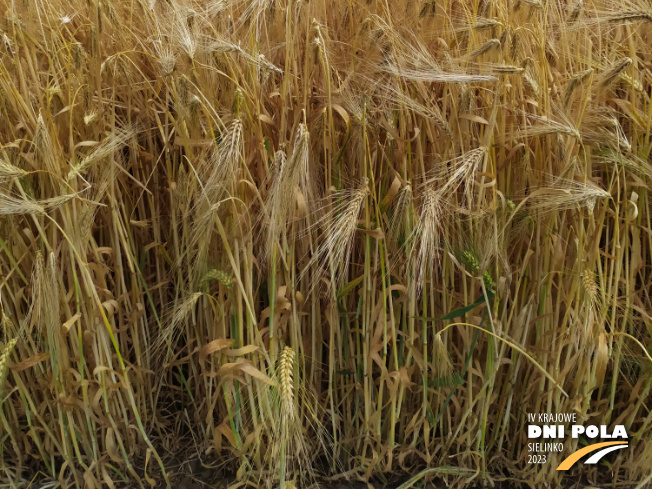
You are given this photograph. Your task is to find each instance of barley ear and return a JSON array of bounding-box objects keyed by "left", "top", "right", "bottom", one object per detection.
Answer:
[
  {"left": 433, "top": 333, "right": 453, "bottom": 379},
  {"left": 0, "top": 337, "right": 18, "bottom": 394},
  {"left": 279, "top": 346, "right": 295, "bottom": 422},
  {"left": 582, "top": 269, "right": 598, "bottom": 305}
]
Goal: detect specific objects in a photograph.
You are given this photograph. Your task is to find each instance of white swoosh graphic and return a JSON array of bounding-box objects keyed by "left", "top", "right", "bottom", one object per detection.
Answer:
[{"left": 584, "top": 444, "right": 627, "bottom": 464}]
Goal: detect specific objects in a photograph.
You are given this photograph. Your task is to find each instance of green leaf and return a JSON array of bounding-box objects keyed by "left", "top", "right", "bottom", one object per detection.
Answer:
[
  {"left": 436, "top": 291, "right": 494, "bottom": 321},
  {"left": 337, "top": 274, "right": 364, "bottom": 301},
  {"left": 428, "top": 372, "right": 464, "bottom": 388},
  {"left": 414, "top": 291, "right": 494, "bottom": 322}
]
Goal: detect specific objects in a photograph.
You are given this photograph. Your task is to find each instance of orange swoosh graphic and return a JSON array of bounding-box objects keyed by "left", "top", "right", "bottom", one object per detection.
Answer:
[{"left": 556, "top": 441, "right": 628, "bottom": 470}]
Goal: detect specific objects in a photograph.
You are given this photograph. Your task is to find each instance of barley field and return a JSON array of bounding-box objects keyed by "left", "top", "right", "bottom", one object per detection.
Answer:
[{"left": 0, "top": 0, "right": 651, "bottom": 487}]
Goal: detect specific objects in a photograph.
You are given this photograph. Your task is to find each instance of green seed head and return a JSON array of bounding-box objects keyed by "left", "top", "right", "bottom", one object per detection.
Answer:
[
  {"left": 201, "top": 269, "right": 233, "bottom": 289},
  {"left": 483, "top": 271, "right": 495, "bottom": 291},
  {"left": 459, "top": 250, "right": 481, "bottom": 275}
]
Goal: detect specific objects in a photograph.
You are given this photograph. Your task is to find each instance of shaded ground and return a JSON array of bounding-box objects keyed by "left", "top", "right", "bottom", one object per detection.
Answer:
[{"left": 163, "top": 457, "right": 586, "bottom": 489}]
